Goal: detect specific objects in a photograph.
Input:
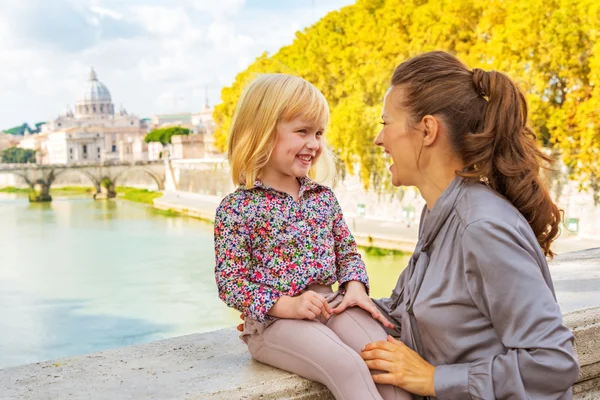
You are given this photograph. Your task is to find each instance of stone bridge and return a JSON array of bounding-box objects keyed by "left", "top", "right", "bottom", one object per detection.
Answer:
[{"left": 0, "top": 160, "right": 166, "bottom": 202}]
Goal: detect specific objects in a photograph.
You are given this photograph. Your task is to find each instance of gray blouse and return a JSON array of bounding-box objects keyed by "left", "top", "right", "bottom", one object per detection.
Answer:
[{"left": 373, "top": 177, "right": 579, "bottom": 399}]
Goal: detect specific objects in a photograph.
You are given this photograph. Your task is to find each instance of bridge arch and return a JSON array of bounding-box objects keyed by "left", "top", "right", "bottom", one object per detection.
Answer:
[
  {"left": 0, "top": 170, "right": 34, "bottom": 188},
  {"left": 112, "top": 166, "right": 164, "bottom": 190},
  {"left": 53, "top": 168, "right": 102, "bottom": 191}
]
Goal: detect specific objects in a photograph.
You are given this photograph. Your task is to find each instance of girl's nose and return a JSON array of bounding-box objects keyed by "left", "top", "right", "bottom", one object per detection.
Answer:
[{"left": 306, "top": 135, "right": 319, "bottom": 149}]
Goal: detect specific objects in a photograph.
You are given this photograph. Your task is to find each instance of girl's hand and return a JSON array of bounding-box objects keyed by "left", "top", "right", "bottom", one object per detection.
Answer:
[
  {"left": 291, "top": 290, "right": 333, "bottom": 320},
  {"left": 361, "top": 336, "right": 436, "bottom": 397},
  {"left": 268, "top": 291, "right": 332, "bottom": 320},
  {"left": 332, "top": 281, "right": 395, "bottom": 329}
]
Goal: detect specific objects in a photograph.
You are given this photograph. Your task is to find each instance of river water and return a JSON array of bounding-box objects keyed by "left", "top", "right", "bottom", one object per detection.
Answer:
[{"left": 0, "top": 194, "right": 409, "bottom": 369}]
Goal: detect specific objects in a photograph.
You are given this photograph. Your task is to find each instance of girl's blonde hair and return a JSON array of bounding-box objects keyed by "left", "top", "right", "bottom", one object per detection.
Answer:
[{"left": 227, "top": 74, "right": 336, "bottom": 187}]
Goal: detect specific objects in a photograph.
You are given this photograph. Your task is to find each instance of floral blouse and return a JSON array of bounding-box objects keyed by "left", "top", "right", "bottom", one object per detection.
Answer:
[{"left": 214, "top": 177, "right": 369, "bottom": 322}]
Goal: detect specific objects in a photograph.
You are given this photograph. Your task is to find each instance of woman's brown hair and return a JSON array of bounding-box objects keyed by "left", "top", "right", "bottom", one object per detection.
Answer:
[{"left": 392, "top": 51, "right": 561, "bottom": 257}]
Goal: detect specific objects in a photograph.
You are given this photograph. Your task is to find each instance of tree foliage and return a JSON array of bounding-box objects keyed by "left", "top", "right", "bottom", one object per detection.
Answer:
[
  {"left": 213, "top": 0, "right": 600, "bottom": 191},
  {"left": 3, "top": 122, "right": 44, "bottom": 135},
  {"left": 144, "top": 126, "right": 190, "bottom": 146},
  {"left": 0, "top": 147, "right": 36, "bottom": 164}
]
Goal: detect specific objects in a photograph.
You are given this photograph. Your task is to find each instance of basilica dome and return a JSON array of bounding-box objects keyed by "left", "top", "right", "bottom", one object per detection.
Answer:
[{"left": 74, "top": 68, "right": 114, "bottom": 119}]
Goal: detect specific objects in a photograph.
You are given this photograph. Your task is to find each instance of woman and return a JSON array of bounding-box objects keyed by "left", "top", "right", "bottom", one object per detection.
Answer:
[{"left": 351, "top": 51, "right": 580, "bottom": 398}]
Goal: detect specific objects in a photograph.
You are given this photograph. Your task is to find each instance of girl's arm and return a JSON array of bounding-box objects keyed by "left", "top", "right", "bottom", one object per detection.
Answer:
[
  {"left": 215, "top": 195, "right": 331, "bottom": 322},
  {"left": 214, "top": 196, "right": 283, "bottom": 323},
  {"left": 330, "top": 192, "right": 370, "bottom": 291}
]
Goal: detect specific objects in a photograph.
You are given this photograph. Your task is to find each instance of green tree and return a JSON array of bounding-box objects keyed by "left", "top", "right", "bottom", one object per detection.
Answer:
[
  {"left": 144, "top": 126, "right": 190, "bottom": 146},
  {"left": 0, "top": 147, "right": 36, "bottom": 164}
]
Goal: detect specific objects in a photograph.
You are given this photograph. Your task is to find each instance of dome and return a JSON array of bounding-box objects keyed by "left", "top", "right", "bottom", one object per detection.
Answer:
[
  {"left": 74, "top": 68, "right": 115, "bottom": 119},
  {"left": 77, "top": 68, "right": 112, "bottom": 103}
]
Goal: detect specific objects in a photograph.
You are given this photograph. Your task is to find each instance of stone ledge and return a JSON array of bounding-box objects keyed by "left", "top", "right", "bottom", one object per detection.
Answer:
[
  {"left": 0, "top": 327, "right": 330, "bottom": 400},
  {"left": 1, "top": 305, "right": 598, "bottom": 400},
  {"left": 1, "top": 249, "right": 600, "bottom": 399}
]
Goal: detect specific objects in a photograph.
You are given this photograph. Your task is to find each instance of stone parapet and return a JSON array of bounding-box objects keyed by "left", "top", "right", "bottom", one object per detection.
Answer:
[{"left": 2, "top": 250, "right": 599, "bottom": 399}]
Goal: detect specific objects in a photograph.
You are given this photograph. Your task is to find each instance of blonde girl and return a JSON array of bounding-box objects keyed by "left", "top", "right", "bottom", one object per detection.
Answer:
[{"left": 214, "top": 74, "right": 410, "bottom": 400}]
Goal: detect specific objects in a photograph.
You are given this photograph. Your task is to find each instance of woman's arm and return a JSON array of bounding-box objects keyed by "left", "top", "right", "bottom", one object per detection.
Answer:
[{"left": 434, "top": 218, "right": 579, "bottom": 399}]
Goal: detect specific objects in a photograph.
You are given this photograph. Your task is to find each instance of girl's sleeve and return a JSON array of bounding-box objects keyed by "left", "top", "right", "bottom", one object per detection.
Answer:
[
  {"left": 213, "top": 196, "right": 282, "bottom": 322},
  {"left": 330, "top": 191, "right": 370, "bottom": 292},
  {"left": 434, "top": 218, "right": 580, "bottom": 399}
]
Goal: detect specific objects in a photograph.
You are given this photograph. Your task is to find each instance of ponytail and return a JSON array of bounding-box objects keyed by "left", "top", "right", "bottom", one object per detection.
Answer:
[{"left": 461, "top": 69, "right": 561, "bottom": 257}]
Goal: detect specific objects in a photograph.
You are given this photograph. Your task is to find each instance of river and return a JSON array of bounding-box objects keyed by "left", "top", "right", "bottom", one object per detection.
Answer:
[{"left": 0, "top": 194, "right": 409, "bottom": 369}]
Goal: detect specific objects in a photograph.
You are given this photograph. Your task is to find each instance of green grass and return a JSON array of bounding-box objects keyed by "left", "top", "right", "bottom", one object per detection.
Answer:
[
  {"left": 359, "top": 246, "right": 410, "bottom": 257},
  {"left": 1, "top": 185, "right": 163, "bottom": 205},
  {"left": 116, "top": 187, "right": 163, "bottom": 205},
  {"left": 0, "top": 186, "right": 95, "bottom": 195},
  {"left": 0, "top": 186, "right": 30, "bottom": 193}
]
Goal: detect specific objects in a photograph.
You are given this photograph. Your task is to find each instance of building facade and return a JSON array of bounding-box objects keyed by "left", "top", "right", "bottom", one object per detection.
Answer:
[{"left": 20, "top": 68, "right": 149, "bottom": 165}]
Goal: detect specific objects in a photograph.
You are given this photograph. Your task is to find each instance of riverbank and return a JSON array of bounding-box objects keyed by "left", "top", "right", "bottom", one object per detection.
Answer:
[
  {"left": 4, "top": 185, "right": 598, "bottom": 254},
  {"left": 154, "top": 190, "right": 600, "bottom": 255}
]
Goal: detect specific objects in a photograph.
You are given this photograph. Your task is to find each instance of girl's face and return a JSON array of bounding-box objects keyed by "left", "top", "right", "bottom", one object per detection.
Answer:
[
  {"left": 264, "top": 116, "right": 325, "bottom": 181},
  {"left": 374, "top": 86, "right": 423, "bottom": 187}
]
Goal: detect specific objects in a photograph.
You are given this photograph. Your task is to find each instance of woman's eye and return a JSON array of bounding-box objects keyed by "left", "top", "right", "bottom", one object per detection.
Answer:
[{"left": 379, "top": 121, "right": 387, "bottom": 125}]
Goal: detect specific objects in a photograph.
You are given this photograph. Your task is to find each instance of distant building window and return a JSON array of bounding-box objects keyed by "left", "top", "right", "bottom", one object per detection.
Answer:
[
  {"left": 83, "top": 145, "right": 87, "bottom": 153},
  {"left": 100, "top": 105, "right": 104, "bottom": 112},
  {"left": 58, "top": 123, "right": 61, "bottom": 127},
  {"left": 112, "top": 145, "right": 117, "bottom": 152},
  {"left": 92, "top": 106, "right": 96, "bottom": 113},
  {"left": 131, "top": 121, "right": 134, "bottom": 125},
  {"left": 98, "top": 154, "right": 101, "bottom": 159},
  {"left": 97, "top": 133, "right": 100, "bottom": 137},
  {"left": 69, "top": 148, "right": 73, "bottom": 154},
  {"left": 97, "top": 147, "right": 101, "bottom": 153}
]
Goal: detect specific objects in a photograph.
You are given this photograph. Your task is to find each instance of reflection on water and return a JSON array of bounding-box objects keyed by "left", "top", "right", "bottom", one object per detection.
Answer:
[{"left": 0, "top": 194, "right": 409, "bottom": 368}]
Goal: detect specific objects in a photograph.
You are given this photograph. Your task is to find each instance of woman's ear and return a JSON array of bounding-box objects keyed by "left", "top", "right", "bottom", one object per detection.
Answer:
[{"left": 421, "top": 115, "right": 440, "bottom": 147}]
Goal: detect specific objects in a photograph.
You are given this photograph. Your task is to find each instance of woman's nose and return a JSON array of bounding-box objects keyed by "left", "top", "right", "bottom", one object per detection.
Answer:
[{"left": 374, "top": 129, "right": 383, "bottom": 146}]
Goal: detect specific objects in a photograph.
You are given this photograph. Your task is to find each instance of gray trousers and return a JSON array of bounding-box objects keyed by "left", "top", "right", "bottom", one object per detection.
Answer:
[{"left": 241, "top": 285, "right": 412, "bottom": 400}]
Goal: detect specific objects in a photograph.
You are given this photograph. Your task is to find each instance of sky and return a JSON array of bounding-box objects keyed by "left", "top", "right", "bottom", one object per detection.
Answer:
[{"left": 0, "top": 0, "right": 355, "bottom": 129}]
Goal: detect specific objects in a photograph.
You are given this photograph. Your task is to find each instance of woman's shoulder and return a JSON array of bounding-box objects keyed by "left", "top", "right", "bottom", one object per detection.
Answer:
[
  {"left": 455, "top": 181, "right": 524, "bottom": 231},
  {"left": 453, "top": 181, "right": 544, "bottom": 255}
]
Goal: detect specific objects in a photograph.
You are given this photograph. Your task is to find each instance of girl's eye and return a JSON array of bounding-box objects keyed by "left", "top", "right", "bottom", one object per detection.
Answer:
[
  {"left": 297, "top": 129, "right": 308, "bottom": 134},
  {"left": 316, "top": 131, "right": 323, "bottom": 136}
]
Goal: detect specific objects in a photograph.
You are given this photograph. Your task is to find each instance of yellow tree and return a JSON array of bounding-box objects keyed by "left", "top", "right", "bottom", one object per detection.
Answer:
[{"left": 212, "top": 0, "right": 599, "bottom": 194}]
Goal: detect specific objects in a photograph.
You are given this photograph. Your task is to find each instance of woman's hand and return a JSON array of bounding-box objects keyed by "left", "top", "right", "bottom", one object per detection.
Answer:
[
  {"left": 361, "top": 336, "right": 436, "bottom": 397},
  {"left": 332, "top": 281, "right": 395, "bottom": 329}
]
